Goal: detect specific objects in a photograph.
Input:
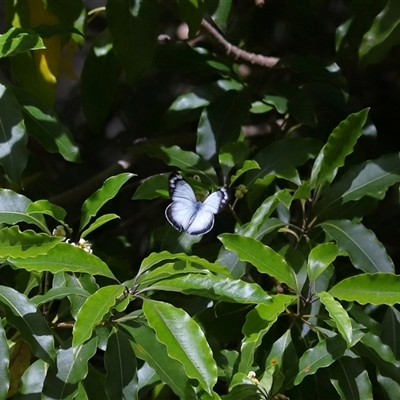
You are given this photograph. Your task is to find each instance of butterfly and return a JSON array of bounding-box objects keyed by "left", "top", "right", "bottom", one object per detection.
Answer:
[{"left": 165, "top": 172, "right": 229, "bottom": 235}]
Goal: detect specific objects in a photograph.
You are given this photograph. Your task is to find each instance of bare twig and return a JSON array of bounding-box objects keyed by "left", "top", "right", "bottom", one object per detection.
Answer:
[{"left": 200, "top": 19, "right": 280, "bottom": 68}]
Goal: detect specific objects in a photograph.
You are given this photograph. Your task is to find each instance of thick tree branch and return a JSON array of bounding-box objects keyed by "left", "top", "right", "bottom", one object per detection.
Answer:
[{"left": 200, "top": 19, "right": 280, "bottom": 68}]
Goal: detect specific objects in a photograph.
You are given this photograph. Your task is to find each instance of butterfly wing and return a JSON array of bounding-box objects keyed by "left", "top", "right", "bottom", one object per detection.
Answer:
[
  {"left": 186, "top": 188, "right": 230, "bottom": 235},
  {"left": 165, "top": 173, "right": 199, "bottom": 232},
  {"left": 165, "top": 172, "right": 229, "bottom": 235}
]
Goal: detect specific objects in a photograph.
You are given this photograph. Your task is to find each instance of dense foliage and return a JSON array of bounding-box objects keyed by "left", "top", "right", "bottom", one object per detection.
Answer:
[{"left": 1, "top": 0, "right": 400, "bottom": 399}]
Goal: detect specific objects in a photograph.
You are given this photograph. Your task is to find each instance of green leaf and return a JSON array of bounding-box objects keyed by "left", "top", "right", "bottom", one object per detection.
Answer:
[
  {"left": 377, "top": 370, "right": 400, "bottom": 400},
  {"left": 79, "top": 172, "right": 135, "bottom": 232},
  {"left": 105, "top": 330, "right": 138, "bottom": 400},
  {"left": 27, "top": 199, "right": 67, "bottom": 223},
  {"left": 132, "top": 174, "right": 169, "bottom": 200},
  {"left": 107, "top": 0, "right": 157, "bottom": 85},
  {"left": 0, "top": 82, "right": 27, "bottom": 185},
  {"left": 16, "top": 359, "right": 46, "bottom": 398},
  {"left": 290, "top": 335, "right": 347, "bottom": 387},
  {"left": 0, "top": 189, "right": 48, "bottom": 233},
  {"left": 229, "top": 160, "right": 260, "bottom": 186},
  {"left": 141, "top": 144, "right": 217, "bottom": 184},
  {"left": 245, "top": 137, "right": 322, "bottom": 189},
  {"left": 81, "top": 29, "right": 122, "bottom": 132},
  {"left": 12, "top": 87, "right": 80, "bottom": 162},
  {"left": 310, "top": 108, "right": 369, "bottom": 188},
  {"left": 0, "top": 320, "right": 9, "bottom": 399},
  {"left": 356, "top": 332, "right": 400, "bottom": 383},
  {"left": 42, "top": 337, "right": 98, "bottom": 399},
  {"left": 143, "top": 299, "right": 217, "bottom": 395},
  {"left": 0, "top": 27, "right": 44, "bottom": 58},
  {"left": 72, "top": 285, "right": 125, "bottom": 348},
  {"left": 319, "top": 219, "right": 394, "bottom": 273},
  {"left": 249, "top": 101, "right": 273, "bottom": 114},
  {"left": 263, "top": 94, "right": 288, "bottom": 114},
  {"left": 330, "top": 355, "right": 373, "bottom": 400},
  {"left": 31, "top": 287, "right": 90, "bottom": 306},
  {"left": 359, "top": 0, "right": 400, "bottom": 67},
  {"left": 307, "top": 242, "right": 339, "bottom": 283},
  {"left": 120, "top": 321, "right": 196, "bottom": 399},
  {"left": 177, "top": 0, "right": 204, "bottom": 38},
  {"left": 197, "top": 89, "right": 250, "bottom": 161},
  {"left": 329, "top": 273, "right": 400, "bottom": 305},
  {"left": 382, "top": 307, "right": 400, "bottom": 360},
  {"left": 137, "top": 250, "right": 230, "bottom": 277},
  {"left": 143, "top": 273, "right": 272, "bottom": 304},
  {"left": 205, "top": 0, "right": 232, "bottom": 33},
  {"left": 81, "top": 214, "right": 120, "bottom": 239},
  {"left": 10, "top": 242, "right": 116, "bottom": 279},
  {"left": 238, "top": 295, "right": 296, "bottom": 374},
  {"left": 0, "top": 286, "right": 55, "bottom": 364},
  {"left": 318, "top": 291, "right": 352, "bottom": 347},
  {"left": 313, "top": 152, "right": 400, "bottom": 221},
  {"left": 219, "top": 234, "right": 297, "bottom": 290},
  {"left": 0, "top": 227, "right": 63, "bottom": 258}
]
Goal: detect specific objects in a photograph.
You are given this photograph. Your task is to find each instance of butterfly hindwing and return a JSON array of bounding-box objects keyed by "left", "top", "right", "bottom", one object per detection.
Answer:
[{"left": 165, "top": 173, "right": 229, "bottom": 235}]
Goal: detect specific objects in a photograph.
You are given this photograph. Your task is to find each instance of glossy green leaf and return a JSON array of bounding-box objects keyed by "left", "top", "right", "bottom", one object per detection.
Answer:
[
  {"left": 10, "top": 242, "right": 115, "bottom": 279},
  {"left": 0, "top": 286, "right": 55, "bottom": 364},
  {"left": 318, "top": 291, "right": 352, "bottom": 347},
  {"left": 178, "top": 0, "right": 204, "bottom": 38},
  {"left": 132, "top": 174, "right": 169, "bottom": 200},
  {"left": 141, "top": 144, "right": 217, "bottom": 184},
  {"left": 310, "top": 108, "right": 369, "bottom": 188},
  {"left": 137, "top": 250, "right": 230, "bottom": 277},
  {"left": 143, "top": 299, "right": 217, "bottom": 395},
  {"left": 290, "top": 335, "right": 347, "bottom": 386},
  {"left": 219, "top": 234, "right": 297, "bottom": 290},
  {"left": 107, "top": 0, "right": 157, "bottom": 85},
  {"left": 0, "top": 82, "right": 27, "bottom": 185},
  {"left": 381, "top": 307, "right": 400, "bottom": 360},
  {"left": 0, "top": 189, "right": 48, "bottom": 233},
  {"left": 250, "top": 101, "right": 273, "bottom": 114},
  {"left": 81, "top": 29, "right": 122, "bottom": 132},
  {"left": 307, "top": 242, "right": 339, "bottom": 283},
  {"left": 313, "top": 152, "right": 400, "bottom": 221},
  {"left": 377, "top": 370, "right": 400, "bottom": 400},
  {"left": 0, "top": 320, "right": 9, "bottom": 399},
  {"left": 81, "top": 213, "right": 120, "bottom": 239},
  {"left": 82, "top": 364, "right": 109, "bottom": 400},
  {"left": 329, "top": 273, "right": 400, "bottom": 305},
  {"left": 121, "top": 321, "right": 196, "bottom": 399},
  {"left": 356, "top": 332, "right": 400, "bottom": 383},
  {"left": 245, "top": 137, "right": 322, "bottom": 189},
  {"left": 15, "top": 359, "right": 46, "bottom": 399},
  {"left": 238, "top": 295, "right": 296, "bottom": 374},
  {"left": 12, "top": 86, "right": 80, "bottom": 162},
  {"left": 79, "top": 172, "right": 135, "bottom": 231},
  {"left": 197, "top": 89, "right": 251, "bottom": 161},
  {"left": 0, "top": 227, "right": 63, "bottom": 258},
  {"left": 72, "top": 285, "right": 125, "bottom": 348},
  {"left": 263, "top": 94, "right": 288, "bottom": 114},
  {"left": 31, "top": 287, "right": 89, "bottom": 306},
  {"left": 229, "top": 160, "right": 260, "bottom": 186},
  {"left": 42, "top": 337, "right": 98, "bottom": 399},
  {"left": 330, "top": 355, "right": 373, "bottom": 400},
  {"left": 105, "top": 330, "right": 138, "bottom": 400},
  {"left": 27, "top": 199, "right": 67, "bottom": 223},
  {"left": 359, "top": 0, "right": 400, "bottom": 67},
  {"left": 205, "top": 0, "right": 232, "bottom": 33},
  {"left": 319, "top": 219, "right": 394, "bottom": 273},
  {"left": 263, "top": 330, "right": 298, "bottom": 394},
  {"left": 0, "top": 27, "right": 44, "bottom": 57},
  {"left": 143, "top": 273, "right": 271, "bottom": 304}
]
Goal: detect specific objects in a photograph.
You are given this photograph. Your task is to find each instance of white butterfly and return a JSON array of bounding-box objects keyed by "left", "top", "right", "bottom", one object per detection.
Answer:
[{"left": 165, "top": 172, "right": 229, "bottom": 235}]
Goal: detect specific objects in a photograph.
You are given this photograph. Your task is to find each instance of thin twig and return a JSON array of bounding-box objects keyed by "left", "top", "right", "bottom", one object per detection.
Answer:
[{"left": 200, "top": 19, "right": 280, "bottom": 68}]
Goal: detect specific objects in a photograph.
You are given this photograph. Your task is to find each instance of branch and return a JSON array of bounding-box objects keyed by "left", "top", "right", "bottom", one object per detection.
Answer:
[{"left": 200, "top": 19, "right": 280, "bottom": 68}]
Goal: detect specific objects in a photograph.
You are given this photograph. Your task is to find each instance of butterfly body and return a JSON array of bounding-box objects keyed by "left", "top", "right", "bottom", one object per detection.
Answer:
[{"left": 165, "top": 172, "right": 229, "bottom": 235}]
